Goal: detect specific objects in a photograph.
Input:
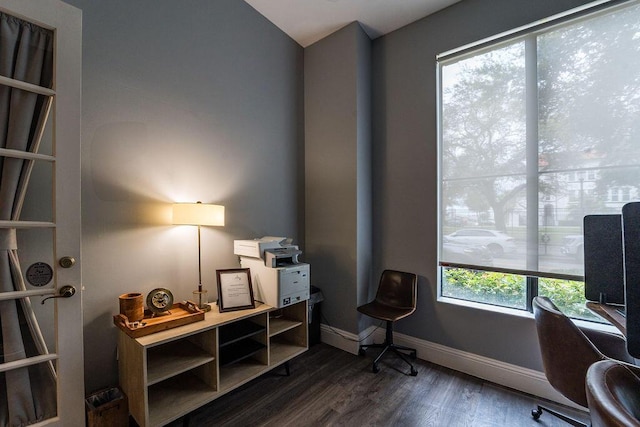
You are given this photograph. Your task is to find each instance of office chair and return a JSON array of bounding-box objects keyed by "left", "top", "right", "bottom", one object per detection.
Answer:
[
  {"left": 531, "top": 296, "right": 635, "bottom": 426},
  {"left": 586, "top": 359, "right": 640, "bottom": 427},
  {"left": 358, "top": 269, "right": 418, "bottom": 376}
]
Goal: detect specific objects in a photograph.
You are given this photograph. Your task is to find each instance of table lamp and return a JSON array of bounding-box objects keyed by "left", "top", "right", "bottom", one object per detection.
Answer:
[{"left": 172, "top": 202, "right": 225, "bottom": 311}]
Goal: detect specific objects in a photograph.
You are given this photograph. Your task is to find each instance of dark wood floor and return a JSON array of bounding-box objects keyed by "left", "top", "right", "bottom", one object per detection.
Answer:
[{"left": 164, "top": 343, "right": 589, "bottom": 427}]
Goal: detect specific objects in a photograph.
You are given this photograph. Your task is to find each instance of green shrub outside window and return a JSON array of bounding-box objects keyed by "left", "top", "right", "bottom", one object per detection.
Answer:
[{"left": 442, "top": 268, "right": 600, "bottom": 322}]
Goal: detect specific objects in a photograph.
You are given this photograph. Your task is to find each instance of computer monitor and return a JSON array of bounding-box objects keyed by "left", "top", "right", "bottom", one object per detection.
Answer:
[
  {"left": 583, "top": 214, "right": 625, "bottom": 305},
  {"left": 622, "top": 202, "right": 640, "bottom": 358}
]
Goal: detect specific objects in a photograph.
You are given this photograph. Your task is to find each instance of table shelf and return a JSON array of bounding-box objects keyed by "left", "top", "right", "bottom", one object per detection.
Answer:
[
  {"left": 219, "top": 339, "right": 266, "bottom": 367},
  {"left": 270, "top": 339, "right": 307, "bottom": 366},
  {"left": 147, "top": 340, "right": 215, "bottom": 386},
  {"left": 219, "top": 320, "right": 266, "bottom": 347},
  {"left": 148, "top": 372, "right": 217, "bottom": 426},
  {"left": 269, "top": 317, "right": 303, "bottom": 337}
]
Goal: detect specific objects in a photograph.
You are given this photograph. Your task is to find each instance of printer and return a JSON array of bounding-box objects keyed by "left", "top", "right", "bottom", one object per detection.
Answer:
[{"left": 234, "top": 237, "right": 310, "bottom": 308}]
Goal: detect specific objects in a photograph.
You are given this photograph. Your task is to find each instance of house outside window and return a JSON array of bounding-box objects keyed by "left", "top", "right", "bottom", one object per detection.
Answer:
[{"left": 437, "top": 0, "right": 640, "bottom": 320}]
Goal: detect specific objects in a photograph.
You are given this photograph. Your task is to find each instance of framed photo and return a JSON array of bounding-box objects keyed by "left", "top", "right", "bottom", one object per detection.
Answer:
[{"left": 216, "top": 268, "right": 255, "bottom": 312}]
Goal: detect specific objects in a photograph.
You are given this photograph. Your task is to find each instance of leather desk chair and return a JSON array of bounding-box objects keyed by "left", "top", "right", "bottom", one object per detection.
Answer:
[
  {"left": 358, "top": 270, "right": 418, "bottom": 376},
  {"left": 532, "top": 296, "right": 635, "bottom": 426},
  {"left": 586, "top": 360, "right": 640, "bottom": 427}
]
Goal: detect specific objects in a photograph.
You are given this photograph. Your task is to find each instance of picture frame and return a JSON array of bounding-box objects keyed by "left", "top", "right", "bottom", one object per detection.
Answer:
[{"left": 216, "top": 268, "right": 255, "bottom": 312}]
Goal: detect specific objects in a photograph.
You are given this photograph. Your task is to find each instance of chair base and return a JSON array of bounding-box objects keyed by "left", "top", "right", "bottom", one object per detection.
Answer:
[
  {"left": 358, "top": 320, "right": 418, "bottom": 376},
  {"left": 531, "top": 405, "right": 588, "bottom": 427}
]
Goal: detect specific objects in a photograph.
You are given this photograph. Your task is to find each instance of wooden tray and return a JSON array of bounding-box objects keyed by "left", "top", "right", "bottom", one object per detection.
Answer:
[{"left": 113, "top": 301, "right": 204, "bottom": 338}]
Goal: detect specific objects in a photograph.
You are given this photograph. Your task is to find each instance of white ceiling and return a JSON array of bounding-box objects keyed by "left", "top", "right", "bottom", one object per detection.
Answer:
[{"left": 243, "top": 0, "right": 461, "bottom": 47}]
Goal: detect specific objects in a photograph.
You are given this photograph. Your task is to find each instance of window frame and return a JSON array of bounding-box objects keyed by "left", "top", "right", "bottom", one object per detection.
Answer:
[{"left": 435, "top": 0, "right": 639, "bottom": 316}]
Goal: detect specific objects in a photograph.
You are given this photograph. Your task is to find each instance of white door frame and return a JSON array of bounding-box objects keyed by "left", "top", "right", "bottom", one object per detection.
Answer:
[{"left": 0, "top": 1, "right": 83, "bottom": 425}]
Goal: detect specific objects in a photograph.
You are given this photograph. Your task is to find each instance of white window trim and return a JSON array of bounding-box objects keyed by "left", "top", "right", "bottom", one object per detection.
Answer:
[{"left": 437, "top": 294, "right": 621, "bottom": 336}]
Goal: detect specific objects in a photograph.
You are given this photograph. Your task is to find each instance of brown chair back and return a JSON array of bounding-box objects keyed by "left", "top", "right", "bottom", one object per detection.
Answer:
[
  {"left": 375, "top": 270, "right": 417, "bottom": 311},
  {"left": 586, "top": 360, "right": 640, "bottom": 427},
  {"left": 532, "top": 296, "right": 605, "bottom": 407}
]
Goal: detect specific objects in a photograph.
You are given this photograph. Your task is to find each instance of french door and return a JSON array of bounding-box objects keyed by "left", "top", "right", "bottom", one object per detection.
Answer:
[{"left": 0, "top": 0, "right": 83, "bottom": 425}]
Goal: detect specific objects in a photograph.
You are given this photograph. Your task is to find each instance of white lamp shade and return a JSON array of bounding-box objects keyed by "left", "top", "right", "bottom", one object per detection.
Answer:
[{"left": 172, "top": 203, "right": 225, "bottom": 226}]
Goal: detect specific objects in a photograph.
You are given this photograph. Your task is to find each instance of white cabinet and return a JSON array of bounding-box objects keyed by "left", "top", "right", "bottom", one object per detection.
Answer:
[{"left": 118, "top": 301, "right": 308, "bottom": 427}]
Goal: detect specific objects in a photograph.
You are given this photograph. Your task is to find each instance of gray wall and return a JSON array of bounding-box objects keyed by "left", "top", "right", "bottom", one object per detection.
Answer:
[
  {"left": 371, "top": 0, "right": 594, "bottom": 371},
  {"left": 63, "top": 0, "right": 303, "bottom": 393},
  {"left": 63, "top": 0, "right": 600, "bottom": 394},
  {"left": 304, "top": 22, "right": 372, "bottom": 333}
]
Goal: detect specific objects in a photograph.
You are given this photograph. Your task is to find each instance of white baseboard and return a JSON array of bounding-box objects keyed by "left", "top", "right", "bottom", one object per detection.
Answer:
[
  {"left": 320, "top": 323, "right": 583, "bottom": 410},
  {"left": 318, "top": 323, "right": 363, "bottom": 352}
]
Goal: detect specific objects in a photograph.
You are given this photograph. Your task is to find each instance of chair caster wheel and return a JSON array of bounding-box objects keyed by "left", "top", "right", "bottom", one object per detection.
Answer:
[
  {"left": 372, "top": 364, "right": 380, "bottom": 373},
  {"left": 531, "top": 407, "right": 542, "bottom": 420},
  {"left": 358, "top": 348, "right": 366, "bottom": 356},
  {"left": 410, "top": 367, "right": 418, "bottom": 376}
]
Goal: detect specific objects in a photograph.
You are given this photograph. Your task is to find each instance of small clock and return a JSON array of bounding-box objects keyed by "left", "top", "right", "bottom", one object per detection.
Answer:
[{"left": 146, "top": 288, "right": 173, "bottom": 315}]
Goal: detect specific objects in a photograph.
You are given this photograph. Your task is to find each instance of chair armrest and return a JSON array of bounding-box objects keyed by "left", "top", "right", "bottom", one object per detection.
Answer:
[
  {"left": 579, "top": 326, "right": 635, "bottom": 364},
  {"left": 586, "top": 360, "right": 640, "bottom": 427}
]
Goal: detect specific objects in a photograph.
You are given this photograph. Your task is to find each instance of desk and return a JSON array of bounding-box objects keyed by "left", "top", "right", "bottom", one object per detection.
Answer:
[{"left": 586, "top": 302, "right": 627, "bottom": 336}]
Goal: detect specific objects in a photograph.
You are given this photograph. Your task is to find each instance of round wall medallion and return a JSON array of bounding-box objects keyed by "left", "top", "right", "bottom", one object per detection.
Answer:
[
  {"left": 26, "top": 262, "right": 53, "bottom": 287},
  {"left": 146, "top": 288, "right": 174, "bottom": 314}
]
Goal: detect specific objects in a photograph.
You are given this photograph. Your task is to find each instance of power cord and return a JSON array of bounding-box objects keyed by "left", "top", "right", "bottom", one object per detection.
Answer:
[{"left": 320, "top": 312, "right": 383, "bottom": 343}]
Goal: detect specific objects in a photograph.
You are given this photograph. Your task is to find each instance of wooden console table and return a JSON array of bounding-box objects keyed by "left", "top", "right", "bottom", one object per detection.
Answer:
[{"left": 118, "top": 300, "right": 308, "bottom": 427}]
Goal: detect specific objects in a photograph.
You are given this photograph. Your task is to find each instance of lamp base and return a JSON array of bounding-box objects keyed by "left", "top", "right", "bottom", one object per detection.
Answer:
[{"left": 193, "top": 290, "right": 211, "bottom": 312}]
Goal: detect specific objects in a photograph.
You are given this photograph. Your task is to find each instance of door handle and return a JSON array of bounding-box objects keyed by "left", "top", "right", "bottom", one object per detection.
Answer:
[{"left": 41, "top": 285, "right": 76, "bottom": 304}]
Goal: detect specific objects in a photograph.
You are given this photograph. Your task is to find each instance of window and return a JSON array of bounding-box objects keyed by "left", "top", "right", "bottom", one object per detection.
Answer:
[
  {"left": 437, "top": 0, "right": 640, "bottom": 320},
  {"left": 611, "top": 189, "right": 620, "bottom": 202}
]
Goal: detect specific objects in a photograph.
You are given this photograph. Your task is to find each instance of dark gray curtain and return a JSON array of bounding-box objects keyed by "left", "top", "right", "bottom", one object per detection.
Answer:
[{"left": 0, "top": 12, "right": 56, "bottom": 427}]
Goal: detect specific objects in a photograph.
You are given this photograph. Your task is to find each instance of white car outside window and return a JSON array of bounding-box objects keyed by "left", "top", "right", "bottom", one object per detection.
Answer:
[{"left": 446, "top": 229, "right": 517, "bottom": 256}]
